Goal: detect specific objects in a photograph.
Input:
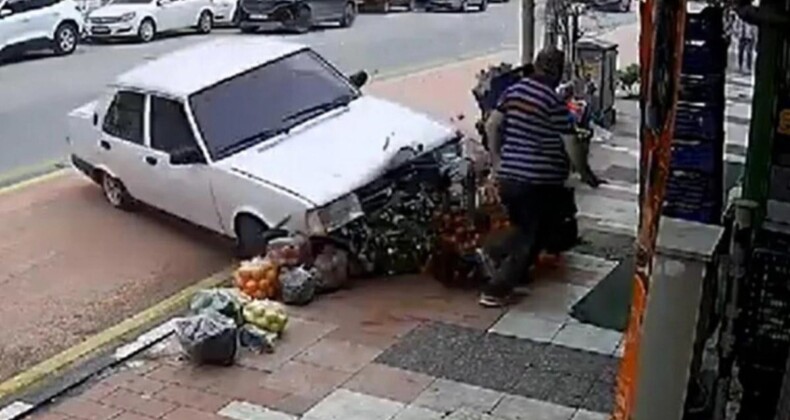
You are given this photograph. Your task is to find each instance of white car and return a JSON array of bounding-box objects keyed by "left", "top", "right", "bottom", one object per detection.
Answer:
[
  {"left": 86, "top": 0, "right": 214, "bottom": 42},
  {"left": 0, "top": 0, "right": 83, "bottom": 59},
  {"left": 67, "top": 38, "right": 460, "bottom": 256}
]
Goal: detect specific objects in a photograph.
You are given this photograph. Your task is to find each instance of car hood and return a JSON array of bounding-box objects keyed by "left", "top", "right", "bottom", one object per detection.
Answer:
[
  {"left": 90, "top": 4, "right": 151, "bottom": 17},
  {"left": 218, "top": 96, "right": 457, "bottom": 207}
]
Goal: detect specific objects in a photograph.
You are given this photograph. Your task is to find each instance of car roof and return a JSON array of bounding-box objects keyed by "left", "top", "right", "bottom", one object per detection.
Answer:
[{"left": 113, "top": 37, "right": 307, "bottom": 98}]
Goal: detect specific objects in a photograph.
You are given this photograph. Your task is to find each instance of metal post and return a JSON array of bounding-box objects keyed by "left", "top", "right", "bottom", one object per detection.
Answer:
[{"left": 520, "top": 0, "right": 535, "bottom": 64}]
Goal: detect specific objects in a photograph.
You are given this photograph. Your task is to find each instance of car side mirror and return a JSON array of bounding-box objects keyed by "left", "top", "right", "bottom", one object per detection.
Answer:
[
  {"left": 0, "top": 8, "right": 13, "bottom": 18},
  {"left": 156, "top": 0, "right": 164, "bottom": 6},
  {"left": 170, "top": 147, "right": 205, "bottom": 165},
  {"left": 348, "top": 71, "right": 368, "bottom": 89}
]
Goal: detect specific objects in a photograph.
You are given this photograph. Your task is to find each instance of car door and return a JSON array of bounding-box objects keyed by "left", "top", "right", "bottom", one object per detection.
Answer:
[
  {"left": 157, "top": 0, "right": 191, "bottom": 30},
  {"left": 0, "top": 0, "right": 34, "bottom": 49},
  {"left": 99, "top": 90, "right": 160, "bottom": 206},
  {"left": 144, "top": 95, "right": 221, "bottom": 232},
  {"left": 19, "top": 0, "right": 61, "bottom": 42},
  {"left": 152, "top": 0, "right": 179, "bottom": 31}
]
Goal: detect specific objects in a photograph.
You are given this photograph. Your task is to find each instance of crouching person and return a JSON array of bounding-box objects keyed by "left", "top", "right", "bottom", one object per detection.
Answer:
[{"left": 478, "top": 47, "right": 589, "bottom": 308}]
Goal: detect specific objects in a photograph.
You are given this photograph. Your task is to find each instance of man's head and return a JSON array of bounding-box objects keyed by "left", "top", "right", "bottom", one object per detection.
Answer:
[{"left": 533, "top": 48, "right": 565, "bottom": 88}]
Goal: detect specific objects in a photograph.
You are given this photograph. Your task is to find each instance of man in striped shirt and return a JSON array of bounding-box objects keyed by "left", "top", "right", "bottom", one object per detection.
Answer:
[{"left": 479, "top": 48, "right": 591, "bottom": 307}]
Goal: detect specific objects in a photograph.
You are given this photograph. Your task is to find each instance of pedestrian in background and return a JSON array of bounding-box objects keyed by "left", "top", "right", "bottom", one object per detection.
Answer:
[
  {"left": 735, "top": 14, "right": 757, "bottom": 73},
  {"left": 478, "top": 47, "right": 591, "bottom": 308}
]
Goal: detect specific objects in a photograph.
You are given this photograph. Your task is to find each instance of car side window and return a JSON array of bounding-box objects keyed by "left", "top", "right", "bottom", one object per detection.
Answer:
[
  {"left": 102, "top": 91, "right": 145, "bottom": 145},
  {"left": 150, "top": 96, "right": 201, "bottom": 155},
  {"left": 4, "top": 0, "right": 32, "bottom": 13}
]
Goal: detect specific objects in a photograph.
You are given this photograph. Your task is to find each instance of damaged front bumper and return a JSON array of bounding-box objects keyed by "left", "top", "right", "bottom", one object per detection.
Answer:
[{"left": 307, "top": 136, "right": 475, "bottom": 275}]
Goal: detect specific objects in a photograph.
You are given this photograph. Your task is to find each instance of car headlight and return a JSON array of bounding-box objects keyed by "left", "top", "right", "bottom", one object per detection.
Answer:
[
  {"left": 305, "top": 193, "right": 364, "bottom": 236},
  {"left": 120, "top": 12, "right": 136, "bottom": 21}
]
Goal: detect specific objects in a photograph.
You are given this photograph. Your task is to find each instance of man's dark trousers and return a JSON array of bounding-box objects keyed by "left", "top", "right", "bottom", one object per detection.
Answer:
[{"left": 482, "top": 179, "right": 567, "bottom": 298}]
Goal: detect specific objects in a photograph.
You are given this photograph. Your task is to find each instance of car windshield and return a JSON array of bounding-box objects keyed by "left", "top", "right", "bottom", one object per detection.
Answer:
[{"left": 189, "top": 49, "right": 358, "bottom": 161}]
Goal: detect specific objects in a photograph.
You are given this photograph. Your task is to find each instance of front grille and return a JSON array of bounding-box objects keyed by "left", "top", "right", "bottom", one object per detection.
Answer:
[
  {"left": 241, "top": 0, "right": 279, "bottom": 15},
  {"left": 90, "top": 16, "right": 122, "bottom": 23}
]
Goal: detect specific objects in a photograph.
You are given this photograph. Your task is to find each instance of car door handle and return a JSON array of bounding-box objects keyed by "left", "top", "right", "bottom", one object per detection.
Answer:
[
  {"left": 99, "top": 140, "right": 111, "bottom": 150},
  {"left": 145, "top": 156, "right": 158, "bottom": 166}
]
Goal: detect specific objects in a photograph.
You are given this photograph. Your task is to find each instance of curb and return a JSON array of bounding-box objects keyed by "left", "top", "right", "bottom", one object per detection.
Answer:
[{"left": 0, "top": 267, "right": 234, "bottom": 420}]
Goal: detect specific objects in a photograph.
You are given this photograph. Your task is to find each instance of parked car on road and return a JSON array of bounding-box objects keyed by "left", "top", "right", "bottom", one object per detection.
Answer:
[
  {"left": 358, "top": 0, "right": 416, "bottom": 13},
  {"left": 425, "top": 0, "right": 486, "bottom": 12},
  {"left": 86, "top": 0, "right": 215, "bottom": 43},
  {"left": 67, "top": 38, "right": 460, "bottom": 256},
  {"left": 212, "top": 0, "right": 237, "bottom": 25},
  {"left": 0, "top": 0, "right": 83, "bottom": 59},
  {"left": 236, "top": 0, "right": 356, "bottom": 33}
]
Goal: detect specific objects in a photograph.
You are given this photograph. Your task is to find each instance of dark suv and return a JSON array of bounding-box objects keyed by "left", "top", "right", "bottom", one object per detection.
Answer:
[{"left": 237, "top": 0, "right": 356, "bottom": 33}]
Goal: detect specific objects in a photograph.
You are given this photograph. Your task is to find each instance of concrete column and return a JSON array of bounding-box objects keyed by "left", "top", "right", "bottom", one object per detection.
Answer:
[
  {"left": 633, "top": 218, "right": 725, "bottom": 420},
  {"left": 519, "top": 0, "right": 535, "bottom": 63}
]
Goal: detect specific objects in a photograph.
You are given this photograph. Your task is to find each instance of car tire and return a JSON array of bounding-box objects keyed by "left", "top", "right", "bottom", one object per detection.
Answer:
[
  {"left": 197, "top": 10, "right": 213, "bottom": 33},
  {"left": 406, "top": 0, "right": 416, "bottom": 11},
  {"left": 285, "top": 4, "right": 312, "bottom": 33},
  {"left": 459, "top": 0, "right": 471, "bottom": 12},
  {"left": 100, "top": 172, "right": 135, "bottom": 211},
  {"left": 235, "top": 215, "right": 271, "bottom": 259},
  {"left": 339, "top": 1, "right": 356, "bottom": 27},
  {"left": 240, "top": 25, "right": 257, "bottom": 33},
  {"left": 53, "top": 22, "right": 79, "bottom": 55},
  {"left": 138, "top": 18, "right": 156, "bottom": 43},
  {"left": 478, "top": 0, "right": 487, "bottom": 11}
]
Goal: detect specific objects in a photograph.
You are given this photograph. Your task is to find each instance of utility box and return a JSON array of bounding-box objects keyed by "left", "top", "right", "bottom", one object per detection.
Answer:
[{"left": 575, "top": 38, "right": 618, "bottom": 128}]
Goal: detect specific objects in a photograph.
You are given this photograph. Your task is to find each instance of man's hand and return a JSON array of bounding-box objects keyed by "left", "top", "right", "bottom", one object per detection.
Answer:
[{"left": 581, "top": 172, "right": 606, "bottom": 188}]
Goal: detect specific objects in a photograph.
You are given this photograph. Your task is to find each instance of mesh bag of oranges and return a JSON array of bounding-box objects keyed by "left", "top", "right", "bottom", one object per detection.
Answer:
[{"left": 234, "top": 257, "right": 281, "bottom": 300}]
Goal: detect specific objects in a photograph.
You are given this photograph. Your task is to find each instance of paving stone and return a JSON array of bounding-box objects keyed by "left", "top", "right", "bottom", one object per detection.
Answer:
[
  {"left": 580, "top": 382, "right": 615, "bottom": 414},
  {"left": 551, "top": 323, "right": 622, "bottom": 356},
  {"left": 343, "top": 363, "right": 434, "bottom": 403},
  {"left": 239, "top": 318, "right": 337, "bottom": 372},
  {"left": 268, "top": 394, "right": 323, "bottom": 416},
  {"left": 440, "top": 334, "right": 537, "bottom": 392},
  {"left": 155, "top": 385, "right": 231, "bottom": 412},
  {"left": 376, "top": 322, "right": 481, "bottom": 377},
  {"left": 489, "top": 311, "right": 564, "bottom": 343},
  {"left": 391, "top": 405, "right": 444, "bottom": 420},
  {"left": 412, "top": 379, "right": 502, "bottom": 414},
  {"left": 163, "top": 406, "right": 224, "bottom": 420},
  {"left": 531, "top": 345, "right": 616, "bottom": 379},
  {"left": 260, "top": 361, "right": 351, "bottom": 399},
  {"left": 543, "top": 374, "right": 595, "bottom": 409},
  {"left": 324, "top": 326, "right": 399, "bottom": 350},
  {"left": 510, "top": 283, "right": 591, "bottom": 323},
  {"left": 296, "top": 338, "right": 383, "bottom": 373},
  {"left": 571, "top": 409, "right": 609, "bottom": 420},
  {"left": 491, "top": 394, "right": 576, "bottom": 420},
  {"left": 106, "top": 412, "right": 153, "bottom": 420},
  {"left": 102, "top": 389, "right": 177, "bottom": 418},
  {"left": 51, "top": 398, "right": 123, "bottom": 420},
  {"left": 218, "top": 401, "right": 296, "bottom": 420},
  {"left": 444, "top": 407, "right": 509, "bottom": 420},
  {"left": 302, "top": 389, "right": 404, "bottom": 420}
]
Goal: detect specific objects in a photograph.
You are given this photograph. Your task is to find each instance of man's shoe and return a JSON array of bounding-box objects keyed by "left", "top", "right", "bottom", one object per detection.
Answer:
[{"left": 479, "top": 293, "right": 509, "bottom": 308}]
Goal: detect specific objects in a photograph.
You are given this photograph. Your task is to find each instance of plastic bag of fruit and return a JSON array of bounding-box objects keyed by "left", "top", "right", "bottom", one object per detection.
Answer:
[
  {"left": 266, "top": 235, "right": 311, "bottom": 267},
  {"left": 280, "top": 266, "right": 316, "bottom": 306},
  {"left": 312, "top": 245, "right": 349, "bottom": 293},
  {"left": 242, "top": 299, "right": 288, "bottom": 335},
  {"left": 174, "top": 310, "right": 238, "bottom": 366},
  {"left": 189, "top": 288, "right": 247, "bottom": 325},
  {"left": 234, "top": 257, "right": 280, "bottom": 300}
]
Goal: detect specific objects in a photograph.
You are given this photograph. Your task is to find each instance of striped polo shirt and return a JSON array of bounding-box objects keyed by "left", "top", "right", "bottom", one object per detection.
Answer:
[{"left": 496, "top": 77, "right": 574, "bottom": 185}]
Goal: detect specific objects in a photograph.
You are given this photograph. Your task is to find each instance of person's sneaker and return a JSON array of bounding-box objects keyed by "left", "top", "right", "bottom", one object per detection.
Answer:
[{"left": 479, "top": 293, "right": 509, "bottom": 308}]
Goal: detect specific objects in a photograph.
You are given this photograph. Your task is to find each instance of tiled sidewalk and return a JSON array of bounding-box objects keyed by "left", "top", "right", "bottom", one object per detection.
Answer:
[
  {"left": 27, "top": 249, "right": 621, "bottom": 420},
  {"left": 21, "top": 54, "right": 639, "bottom": 420}
]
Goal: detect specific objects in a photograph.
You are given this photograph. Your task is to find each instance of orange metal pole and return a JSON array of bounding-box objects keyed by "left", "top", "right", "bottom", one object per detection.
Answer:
[{"left": 611, "top": 0, "right": 687, "bottom": 417}]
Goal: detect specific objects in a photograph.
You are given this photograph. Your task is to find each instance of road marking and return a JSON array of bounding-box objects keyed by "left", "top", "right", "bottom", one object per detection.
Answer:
[
  {"left": 0, "top": 168, "right": 68, "bottom": 197},
  {"left": 0, "top": 402, "right": 33, "bottom": 420},
  {"left": 0, "top": 267, "right": 233, "bottom": 401}
]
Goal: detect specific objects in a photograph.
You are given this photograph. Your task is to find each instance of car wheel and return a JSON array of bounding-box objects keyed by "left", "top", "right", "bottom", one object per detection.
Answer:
[
  {"left": 138, "top": 18, "right": 156, "bottom": 43},
  {"left": 286, "top": 4, "right": 312, "bottom": 33},
  {"left": 406, "top": 0, "right": 416, "bottom": 11},
  {"left": 235, "top": 215, "right": 271, "bottom": 259},
  {"left": 459, "top": 0, "right": 471, "bottom": 12},
  {"left": 53, "top": 22, "right": 79, "bottom": 55},
  {"left": 340, "top": 1, "right": 356, "bottom": 27},
  {"left": 101, "top": 172, "right": 135, "bottom": 210},
  {"left": 478, "top": 0, "right": 487, "bottom": 11},
  {"left": 197, "top": 10, "right": 213, "bottom": 33}
]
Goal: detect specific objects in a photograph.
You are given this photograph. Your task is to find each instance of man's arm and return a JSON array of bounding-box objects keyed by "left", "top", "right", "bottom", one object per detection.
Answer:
[{"left": 485, "top": 110, "right": 505, "bottom": 171}]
